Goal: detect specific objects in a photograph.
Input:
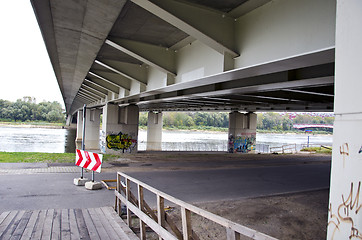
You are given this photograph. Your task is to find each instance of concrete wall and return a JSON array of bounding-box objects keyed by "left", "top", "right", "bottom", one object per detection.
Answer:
[
  {"left": 101, "top": 104, "right": 139, "bottom": 154},
  {"left": 234, "top": 0, "right": 336, "bottom": 68},
  {"left": 228, "top": 112, "right": 257, "bottom": 153},
  {"left": 327, "top": 1, "right": 362, "bottom": 239},
  {"left": 147, "top": 67, "right": 167, "bottom": 91},
  {"left": 175, "top": 40, "right": 224, "bottom": 84},
  {"left": 147, "top": 111, "right": 163, "bottom": 151}
]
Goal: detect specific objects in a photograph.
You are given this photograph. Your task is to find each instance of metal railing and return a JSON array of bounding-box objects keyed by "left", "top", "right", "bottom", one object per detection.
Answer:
[
  {"left": 115, "top": 172, "right": 278, "bottom": 240},
  {"left": 270, "top": 144, "right": 297, "bottom": 154}
]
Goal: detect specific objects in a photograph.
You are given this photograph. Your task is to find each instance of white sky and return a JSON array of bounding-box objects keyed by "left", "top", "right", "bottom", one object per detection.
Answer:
[{"left": 0, "top": 1, "right": 64, "bottom": 107}]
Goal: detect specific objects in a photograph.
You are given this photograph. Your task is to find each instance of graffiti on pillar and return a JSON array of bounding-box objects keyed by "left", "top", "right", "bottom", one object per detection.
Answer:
[
  {"left": 106, "top": 132, "right": 137, "bottom": 152},
  {"left": 339, "top": 143, "right": 349, "bottom": 168},
  {"left": 328, "top": 181, "right": 362, "bottom": 240},
  {"left": 232, "top": 135, "right": 256, "bottom": 153}
]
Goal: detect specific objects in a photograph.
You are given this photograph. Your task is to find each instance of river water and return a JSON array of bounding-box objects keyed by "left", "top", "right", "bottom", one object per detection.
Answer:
[{"left": 0, "top": 127, "right": 333, "bottom": 153}]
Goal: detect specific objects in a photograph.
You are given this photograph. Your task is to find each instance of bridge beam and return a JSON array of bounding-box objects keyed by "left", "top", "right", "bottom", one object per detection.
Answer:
[{"left": 131, "top": 0, "right": 238, "bottom": 57}]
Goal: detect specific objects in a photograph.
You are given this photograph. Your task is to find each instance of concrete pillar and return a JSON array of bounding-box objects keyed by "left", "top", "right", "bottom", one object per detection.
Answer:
[
  {"left": 65, "top": 115, "right": 72, "bottom": 126},
  {"left": 101, "top": 104, "right": 139, "bottom": 154},
  {"left": 84, "top": 109, "right": 101, "bottom": 150},
  {"left": 147, "top": 111, "right": 163, "bottom": 151},
  {"left": 228, "top": 112, "right": 257, "bottom": 153},
  {"left": 327, "top": 1, "right": 362, "bottom": 239},
  {"left": 75, "top": 110, "right": 84, "bottom": 149},
  {"left": 75, "top": 108, "right": 101, "bottom": 150}
]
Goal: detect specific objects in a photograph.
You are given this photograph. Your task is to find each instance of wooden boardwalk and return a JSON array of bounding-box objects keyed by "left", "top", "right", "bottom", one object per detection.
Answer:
[{"left": 0, "top": 207, "right": 139, "bottom": 240}]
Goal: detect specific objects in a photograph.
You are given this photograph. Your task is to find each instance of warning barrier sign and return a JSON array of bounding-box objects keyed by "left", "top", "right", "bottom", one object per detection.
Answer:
[{"left": 75, "top": 149, "right": 103, "bottom": 173}]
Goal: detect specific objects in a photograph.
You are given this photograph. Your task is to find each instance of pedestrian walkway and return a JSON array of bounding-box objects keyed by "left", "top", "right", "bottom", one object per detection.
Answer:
[
  {"left": 0, "top": 206, "right": 138, "bottom": 240},
  {"left": 0, "top": 166, "right": 80, "bottom": 175}
]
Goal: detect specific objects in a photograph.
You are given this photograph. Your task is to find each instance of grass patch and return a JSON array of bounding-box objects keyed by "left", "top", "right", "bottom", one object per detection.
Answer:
[
  {"left": 300, "top": 146, "right": 332, "bottom": 154},
  {"left": 0, "top": 152, "right": 120, "bottom": 163}
]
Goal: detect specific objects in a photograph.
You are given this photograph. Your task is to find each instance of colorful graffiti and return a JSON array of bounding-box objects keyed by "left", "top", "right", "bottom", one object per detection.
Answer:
[
  {"left": 228, "top": 134, "right": 256, "bottom": 153},
  {"left": 328, "top": 181, "right": 362, "bottom": 240},
  {"left": 106, "top": 132, "right": 137, "bottom": 152}
]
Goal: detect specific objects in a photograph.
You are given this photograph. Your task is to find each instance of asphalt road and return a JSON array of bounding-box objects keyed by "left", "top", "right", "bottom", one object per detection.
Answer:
[{"left": 0, "top": 161, "right": 330, "bottom": 213}]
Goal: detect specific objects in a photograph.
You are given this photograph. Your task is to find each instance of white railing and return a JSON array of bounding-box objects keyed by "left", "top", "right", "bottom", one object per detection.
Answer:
[
  {"left": 270, "top": 144, "right": 297, "bottom": 154},
  {"left": 115, "top": 172, "right": 278, "bottom": 240}
]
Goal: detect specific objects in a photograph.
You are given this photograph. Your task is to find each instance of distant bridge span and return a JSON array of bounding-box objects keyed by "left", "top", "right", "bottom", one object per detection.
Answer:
[{"left": 293, "top": 124, "right": 334, "bottom": 130}]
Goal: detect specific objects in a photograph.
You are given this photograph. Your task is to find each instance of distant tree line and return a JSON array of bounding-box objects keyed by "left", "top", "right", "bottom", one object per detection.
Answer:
[
  {"left": 257, "top": 112, "right": 334, "bottom": 131},
  {"left": 139, "top": 112, "right": 229, "bottom": 129},
  {"left": 0, "top": 97, "right": 65, "bottom": 123},
  {"left": 139, "top": 111, "right": 334, "bottom": 131}
]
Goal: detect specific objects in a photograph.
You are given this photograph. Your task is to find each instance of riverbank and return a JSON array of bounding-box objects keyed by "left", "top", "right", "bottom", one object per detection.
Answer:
[{"left": 0, "top": 121, "right": 65, "bottom": 129}]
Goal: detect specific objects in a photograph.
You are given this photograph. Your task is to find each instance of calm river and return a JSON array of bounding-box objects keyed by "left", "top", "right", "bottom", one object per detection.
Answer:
[{"left": 0, "top": 127, "right": 333, "bottom": 153}]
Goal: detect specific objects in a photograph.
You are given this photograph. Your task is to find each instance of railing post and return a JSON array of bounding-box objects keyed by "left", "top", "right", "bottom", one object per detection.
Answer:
[
  {"left": 138, "top": 184, "right": 146, "bottom": 240},
  {"left": 157, "top": 195, "right": 165, "bottom": 240},
  {"left": 226, "top": 228, "right": 241, "bottom": 240},
  {"left": 126, "top": 178, "right": 132, "bottom": 227},
  {"left": 181, "top": 207, "right": 192, "bottom": 240},
  {"left": 116, "top": 173, "right": 121, "bottom": 216}
]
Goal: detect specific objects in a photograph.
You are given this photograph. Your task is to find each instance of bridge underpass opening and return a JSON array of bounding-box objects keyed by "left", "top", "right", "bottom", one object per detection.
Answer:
[{"left": 135, "top": 111, "right": 333, "bottom": 153}]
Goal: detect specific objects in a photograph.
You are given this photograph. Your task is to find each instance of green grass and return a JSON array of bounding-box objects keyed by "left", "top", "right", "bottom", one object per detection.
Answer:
[
  {"left": 300, "top": 146, "right": 332, "bottom": 154},
  {"left": 0, "top": 152, "right": 119, "bottom": 163}
]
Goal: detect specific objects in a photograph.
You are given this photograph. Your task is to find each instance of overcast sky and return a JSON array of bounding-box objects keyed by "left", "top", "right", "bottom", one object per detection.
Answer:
[{"left": 0, "top": 1, "right": 64, "bottom": 107}]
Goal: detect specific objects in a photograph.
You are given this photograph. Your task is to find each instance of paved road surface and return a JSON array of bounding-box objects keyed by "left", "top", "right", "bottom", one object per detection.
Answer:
[{"left": 0, "top": 158, "right": 330, "bottom": 212}]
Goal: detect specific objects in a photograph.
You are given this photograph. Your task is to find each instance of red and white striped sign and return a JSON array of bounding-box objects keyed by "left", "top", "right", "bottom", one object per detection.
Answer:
[{"left": 75, "top": 149, "right": 103, "bottom": 173}]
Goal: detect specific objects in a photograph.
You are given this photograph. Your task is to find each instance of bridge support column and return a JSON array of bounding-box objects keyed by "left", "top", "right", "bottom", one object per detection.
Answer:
[
  {"left": 327, "top": 1, "right": 362, "bottom": 239},
  {"left": 147, "top": 111, "right": 163, "bottom": 151},
  {"left": 75, "top": 108, "right": 102, "bottom": 150},
  {"left": 228, "top": 112, "right": 257, "bottom": 153},
  {"left": 101, "top": 104, "right": 139, "bottom": 154}
]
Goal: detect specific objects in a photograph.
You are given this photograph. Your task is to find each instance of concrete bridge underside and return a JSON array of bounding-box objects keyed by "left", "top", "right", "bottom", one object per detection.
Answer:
[
  {"left": 32, "top": 0, "right": 335, "bottom": 115},
  {"left": 31, "top": 0, "right": 362, "bottom": 239}
]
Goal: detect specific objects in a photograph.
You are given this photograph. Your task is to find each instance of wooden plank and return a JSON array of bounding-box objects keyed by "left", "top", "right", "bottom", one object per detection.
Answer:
[
  {"left": 99, "top": 207, "right": 135, "bottom": 240},
  {"left": 94, "top": 207, "right": 120, "bottom": 240},
  {"left": 227, "top": 228, "right": 241, "bottom": 240},
  {"left": 68, "top": 209, "right": 80, "bottom": 240},
  {"left": 181, "top": 207, "right": 192, "bottom": 240},
  {"left": 81, "top": 209, "right": 100, "bottom": 240},
  {"left": 164, "top": 213, "right": 183, "bottom": 240},
  {"left": 0, "top": 211, "right": 10, "bottom": 225},
  {"left": 51, "top": 209, "right": 61, "bottom": 240},
  {"left": 88, "top": 208, "right": 110, "bottom": 240},
  {"left": 157, "top": 194, "right": 165, "bottom": 240},
  {"left": 31, "top": 210, "right": 46, "bottom": 239},
  {"left": 138, "top": 184, "right": 146, "bottom": 240},
  {"left": 60, "top": 209, "right": 71, "bottom": 240},
  {"left": 10, "top": 211, "right": 32, "bottom": 240},
  {"left": 124, "top": 195, "right": 178, "bottom": 240},
  {"left": 116, "top": 174, "right": 121, "bottom": 215},
  {"left": 101, "top": 207, "right": 140, "bottom": 240},
  {"left": 0, "top": 211, "right": 18, "bottom": 238},
  {"left": 21, "top": 210, "right": 40, "bottom": 240},
  {"left": 125, "top": 178, "right": 132, "bottom": 227},
  {"left": 74, "top": 209, "right": 90, "bottom": 240},
  {"left": 42, "top": 209, "right": 54, "bottom": 239},
  {"left": 1, "top": 210, "right": 25, "bottom": 240}
]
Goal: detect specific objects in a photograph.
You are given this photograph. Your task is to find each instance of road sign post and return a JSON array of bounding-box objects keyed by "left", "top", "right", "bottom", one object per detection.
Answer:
[{"left": 74, "top": 105, "right": 89, "bottom": 186}]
